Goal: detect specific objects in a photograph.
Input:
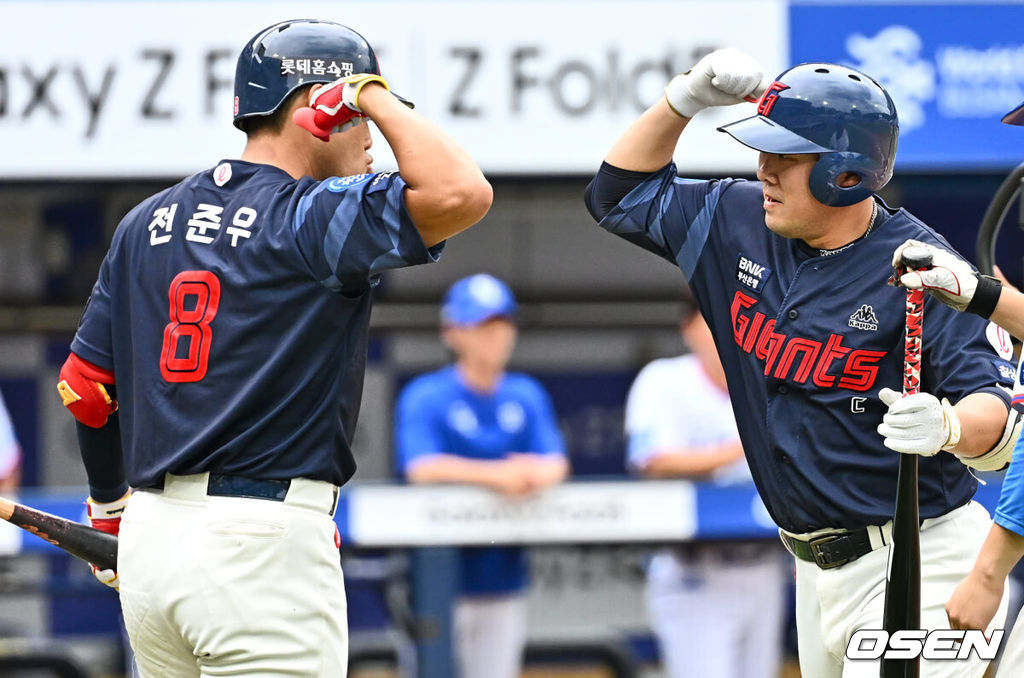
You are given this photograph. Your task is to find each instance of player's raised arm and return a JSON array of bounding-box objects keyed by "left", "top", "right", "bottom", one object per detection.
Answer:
[
  {"left": 586, "top": 48, "right": 768, "bottom": 227},
  {"left": 293, "top": 75, "right": 492, "bottom": 247},
  {"left": 357, "top": 85, "right": 492, "bottom": 246},
  {"left": 604, "top": 48, "right": 769, "bottom": 172}
]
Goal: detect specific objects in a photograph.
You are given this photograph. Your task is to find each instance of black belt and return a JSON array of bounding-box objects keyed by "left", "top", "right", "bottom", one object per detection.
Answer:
[
  {"left": 207, "top": 474, "right": 291, "bottom": 501},
  {"left": 780, "top": 528, "right": 875, "bottom": 570},
  {"left": 148, "top": 474, "right": 291, "bottom": 501}
]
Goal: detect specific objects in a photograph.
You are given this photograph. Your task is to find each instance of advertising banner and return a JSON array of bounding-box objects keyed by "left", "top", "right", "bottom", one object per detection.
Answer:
[
  {"left": 0, "top": 1, "right": 785, "bottom": 177},
  {"left": 790, "top": 2, "right": 1024, "bottom": 170}
]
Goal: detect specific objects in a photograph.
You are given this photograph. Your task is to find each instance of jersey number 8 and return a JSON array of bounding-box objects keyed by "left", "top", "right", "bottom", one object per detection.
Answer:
[{"left": 160, "top": 271, "right": 220, "bottom": 383}]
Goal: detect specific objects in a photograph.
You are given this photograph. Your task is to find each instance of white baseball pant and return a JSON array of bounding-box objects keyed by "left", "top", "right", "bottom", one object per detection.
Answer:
[
  {"left": 996, "top": 605, "right": 1024, "bottom": 676},
  {"left": 118, "top": 473, "right": 347, "bottom": 677},
  {"left": 646, "top": 546, "right": 787, "bottom": 678},
  {"left": 453, "top": 594, "right": 527, "bottom": 678},
  {"left": 793, "top": 501, "right": 1008, "bottom": 678}
]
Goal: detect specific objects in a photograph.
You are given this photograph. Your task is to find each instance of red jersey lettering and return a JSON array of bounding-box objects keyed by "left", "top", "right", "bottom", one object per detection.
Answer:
[{"left": 730, "top": 290, "right": 886, "bottom": 392}]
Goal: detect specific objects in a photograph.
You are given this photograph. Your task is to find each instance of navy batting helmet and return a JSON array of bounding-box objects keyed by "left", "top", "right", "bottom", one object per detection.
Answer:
[
  {"left": 718, "top": 63, "right": 899, "bottom": 207},
  {"left": 233, "top": 19, "right": 411, "bottom": 130},
  {"left": 1003, "top": 99, "right": 1024, "bottom": 126}
]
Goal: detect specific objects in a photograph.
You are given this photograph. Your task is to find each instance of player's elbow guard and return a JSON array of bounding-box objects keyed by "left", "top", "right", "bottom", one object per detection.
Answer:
[
  {"left": 57, "top": 353, "right": 117, "bottom": 428},
  {"left": 955, "top": 405, "right": 1021, "bottom": 472}
]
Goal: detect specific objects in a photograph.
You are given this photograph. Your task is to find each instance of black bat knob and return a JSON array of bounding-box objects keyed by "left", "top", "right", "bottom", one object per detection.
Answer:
[{"left": 901, "top": 247, "right": 933, "bottom": 270}]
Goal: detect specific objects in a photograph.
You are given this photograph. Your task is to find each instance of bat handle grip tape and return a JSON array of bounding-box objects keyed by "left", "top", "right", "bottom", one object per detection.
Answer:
[{"left": 904, "top": 288, "right": 925, "bottom": 396}]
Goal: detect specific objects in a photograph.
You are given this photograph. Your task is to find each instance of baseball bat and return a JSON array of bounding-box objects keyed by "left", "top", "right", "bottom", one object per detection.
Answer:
[
  {"left": 880, "top": 248, "right": 931, "bottom": 678},
  {"left": 0, "top": 496, "right": 118, "bottom": 571}
]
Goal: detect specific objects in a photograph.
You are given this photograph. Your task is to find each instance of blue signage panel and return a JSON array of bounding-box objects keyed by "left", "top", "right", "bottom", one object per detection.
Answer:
[{"left": 790, "top": 2, "right": 1024, "bottom": 170}]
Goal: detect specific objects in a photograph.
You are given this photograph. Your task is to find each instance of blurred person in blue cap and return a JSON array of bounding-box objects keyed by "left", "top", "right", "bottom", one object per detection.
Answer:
[
  {"left": 394, "top": 273, "right": 568, "bottom": 678},
  {"left": 894, "top": 99, "right": 1024, "bottom": 676}
]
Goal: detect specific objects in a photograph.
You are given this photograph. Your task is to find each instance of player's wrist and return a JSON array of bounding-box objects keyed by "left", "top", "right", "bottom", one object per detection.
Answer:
[
  {"left": 664, "top": 73, "right": 702, "bottom": 119},
  {"left": 343, "top": 74, "right": 390, "bottom": 113},
  {"left": 938, "top": 398, "right": 962, "bottom": 451},
  {"left": 88, "top": 481, "right": 130, "bottom": 505},
  {"left": 87, "top": 492, "right": 129, "bottom": 516},
  {"left": 964, "top": 274, "right": 1002, "bottom": 319},
  {"left": 971, "top": 561, "right": 1010, "bottom": 591}
]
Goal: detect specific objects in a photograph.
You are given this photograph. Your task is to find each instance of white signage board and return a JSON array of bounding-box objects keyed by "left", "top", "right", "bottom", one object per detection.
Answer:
[
  {"left": 348, "top": 480, "right": 697, "bottom": 546},
  {"left": 0, "top": 1, "right": 785, "bottom": 177}
]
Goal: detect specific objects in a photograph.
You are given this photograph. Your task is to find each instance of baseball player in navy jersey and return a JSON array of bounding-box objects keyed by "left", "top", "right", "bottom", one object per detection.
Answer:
[
  {"left": 890, "top": 98, "right": 1024, "bottom": 675},
  {"left": 54, "top": 19, "right": 491, "bottom": 676},
  {"left": 584, "top": 47, "right": 1020, "bottom": 677},
  {"left": 625, "top": 304, "right": 787, "bottom": 678},
  {"left": 394, "top": 274, "right": 568, "bottom": 678}
]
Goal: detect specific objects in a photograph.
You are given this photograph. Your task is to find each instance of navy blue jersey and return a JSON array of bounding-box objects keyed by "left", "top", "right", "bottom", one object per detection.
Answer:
[
  {"left": 596, "top": 164, "right": 1014, "bottom": 533},
  {"left": 72, "top": 160, "right": 442, "bottom": 488},
  {"left": 395, "top": 366, "right": 565, "bottom": 595}
]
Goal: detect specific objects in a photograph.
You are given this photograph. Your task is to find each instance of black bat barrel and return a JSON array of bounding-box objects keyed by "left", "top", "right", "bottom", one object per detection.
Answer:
[{"left": 11, "top": 504, "right": 118, "bottom": 571}]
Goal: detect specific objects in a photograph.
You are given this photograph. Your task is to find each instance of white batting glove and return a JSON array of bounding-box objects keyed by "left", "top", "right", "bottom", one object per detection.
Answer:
[
  {"left": 664, "top": 48, "right": 770, "bottom": 119},
  {"left": 91, "top": 565, "right": 119, "bottom": 589},
  {"left": 891, "top": 240, "right": 1003, "bottom": 317},
  {"left": 877, "top": 387, "right": 962, "bottom": 456}
]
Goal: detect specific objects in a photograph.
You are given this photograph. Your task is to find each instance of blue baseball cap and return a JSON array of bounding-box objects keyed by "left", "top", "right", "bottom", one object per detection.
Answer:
[{"left": 441, "top": 274, "right": 517, "bottom": 326}]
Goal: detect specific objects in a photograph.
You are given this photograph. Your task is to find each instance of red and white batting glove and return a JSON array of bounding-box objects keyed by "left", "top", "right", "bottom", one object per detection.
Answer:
[
  {"left": 890, "top": 239, "right": 1002, "bottom": 318},
  {"left": 86, "top": 491, "right": 130, "bottom": 589},
  {"left": 292, "top": 73, "right": 391, "bottom": 141}
]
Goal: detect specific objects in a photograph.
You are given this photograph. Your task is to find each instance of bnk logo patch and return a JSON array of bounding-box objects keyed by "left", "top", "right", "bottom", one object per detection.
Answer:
[{"left": 735, "top": 254, "right": 773, "bottom": 294}]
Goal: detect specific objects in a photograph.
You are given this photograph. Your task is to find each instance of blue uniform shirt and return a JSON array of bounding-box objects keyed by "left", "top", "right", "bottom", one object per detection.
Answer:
[
  {"left": 395, "top": 366, "right": 565, "bottom": 595},
  {"left": 596, "top": 165, "right": 1014, "bottom": 533},
  {"left": 995, "top": 429, "right": 1024, "bottom": 538},
  {"left": 72, "top": 161, "right": 442, "bottom": 488}
]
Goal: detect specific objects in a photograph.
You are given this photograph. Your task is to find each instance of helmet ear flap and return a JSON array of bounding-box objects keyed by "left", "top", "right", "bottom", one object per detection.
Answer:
[{"left": 808, "top": 152, "right": 882, "bottom": 207}]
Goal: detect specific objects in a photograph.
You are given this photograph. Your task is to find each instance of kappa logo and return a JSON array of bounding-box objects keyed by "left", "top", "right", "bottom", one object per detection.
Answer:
[{"left": 848, "top": 305, "right": 879, "bottom": 331}]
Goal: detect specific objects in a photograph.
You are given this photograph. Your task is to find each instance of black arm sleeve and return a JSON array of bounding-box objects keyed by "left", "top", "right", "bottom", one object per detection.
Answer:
[
  {"left": 583, "top": 162, "right": 664, "bottom": 221},
  {"left": 76, "top": 407, "right": 128, "bottom": 502}
]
